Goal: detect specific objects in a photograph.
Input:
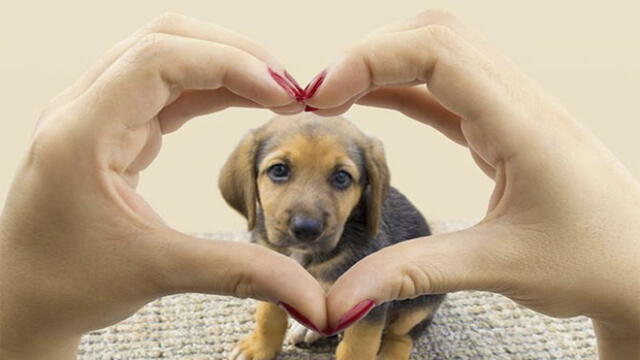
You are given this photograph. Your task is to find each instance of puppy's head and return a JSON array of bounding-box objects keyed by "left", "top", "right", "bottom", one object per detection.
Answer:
[{"left": 219, "top": 114, "right": 389, "bottom": 254}]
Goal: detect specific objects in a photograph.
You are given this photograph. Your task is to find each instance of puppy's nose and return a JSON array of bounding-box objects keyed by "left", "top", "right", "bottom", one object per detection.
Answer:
[{"left": 290, "top": 216, "right": 324, "bottom": 241}]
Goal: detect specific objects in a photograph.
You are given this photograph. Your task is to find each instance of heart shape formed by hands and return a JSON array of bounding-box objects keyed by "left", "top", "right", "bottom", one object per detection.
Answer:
[{"left": 6, "top": 10, "right": 636, "bottom": 360}]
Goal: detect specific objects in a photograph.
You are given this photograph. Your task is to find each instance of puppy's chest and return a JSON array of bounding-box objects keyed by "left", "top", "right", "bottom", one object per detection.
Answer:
[{"left": 289, "top": 252, "right": 350, "bottom": 291}]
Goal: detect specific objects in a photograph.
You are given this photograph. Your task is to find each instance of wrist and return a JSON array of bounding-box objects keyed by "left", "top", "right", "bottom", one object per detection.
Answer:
[
  {"left": 0, "top": 332, "right": 80, "bottom": 360},
  {"left": 0, "top": 289, "right": 81, "bottom": 360},
  {"left": 592, "top": 318, "right": 640, "bottom": 360},
  {"left": 0, "top": 230, "right": 81, "bottom": 360}
]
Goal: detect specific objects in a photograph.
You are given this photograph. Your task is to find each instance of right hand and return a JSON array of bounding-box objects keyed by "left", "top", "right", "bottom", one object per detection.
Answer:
[{"left": 304, "top": 10, "right": 640, "bottom": 353}]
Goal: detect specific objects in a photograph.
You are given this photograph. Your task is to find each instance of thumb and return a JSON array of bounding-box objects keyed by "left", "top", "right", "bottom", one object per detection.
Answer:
[
  {"left": 325, "top": 224, "right": 509, "bottom": 333},
  {"left": 149, "top": 229, "right": 327, "bottom": 332}
]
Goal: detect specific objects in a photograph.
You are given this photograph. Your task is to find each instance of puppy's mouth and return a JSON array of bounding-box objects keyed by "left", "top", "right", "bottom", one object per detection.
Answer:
[{"left": 267, "top": 228, "right": 340, "bottom": 254}]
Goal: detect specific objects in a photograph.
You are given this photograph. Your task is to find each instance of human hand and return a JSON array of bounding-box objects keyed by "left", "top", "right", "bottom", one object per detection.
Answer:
[
  {"left": 304, "top": 10, "right": 640, "bottom": 357},
  {"left": 0, "top": 13, "right": 326, "bottom": 359}
]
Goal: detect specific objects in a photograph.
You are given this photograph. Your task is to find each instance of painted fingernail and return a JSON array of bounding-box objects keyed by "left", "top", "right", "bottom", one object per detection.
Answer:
[
  {"left": 302, "top": 69, "right": 328, "bottom": 100},
  {"left": 324, "top": 299, "right": 377, "bottom": 336},
  {"left": 284, "top": 71, "right": 305, "bottom": 100},
  {"left": 304, "top": 105, "right": 319, "bottom": 112},
  {"left": 278, "top": 302, "right": 320, "bottom": 332},
  {"left": 269, "top": 68, "right": 297, "bottom": 99}
]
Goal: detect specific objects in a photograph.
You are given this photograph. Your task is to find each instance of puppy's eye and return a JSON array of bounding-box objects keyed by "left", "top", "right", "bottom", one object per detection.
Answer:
[
  {"left": 331, "top": 170, "right": 353, "bottom": 189},
  {"left": 268, "top": 164, "right": 290, "bottom": 181}
]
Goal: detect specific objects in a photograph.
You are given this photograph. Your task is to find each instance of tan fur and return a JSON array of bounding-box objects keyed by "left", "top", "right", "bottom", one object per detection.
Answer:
[
  {"left": 378, "top": 307, "right": 435, "bottom": 360},
  {"left": 362, "top": 137, "right": 390, "bottom": 236},
  {"left": 234, "top": 302, "right": 288, "bottom": 360},
  {"left": 306, "top": 251, "right": 350, "bottom": 279},
  {"left": 256, "top": 132, "right": 363, "bottom": 251},
  {"left": 219, "top": 115, "right": 390, "bottom": 248},
  {"left": 336, "top": 319, "right": 385, "bottom": 360},
  {"left": 387, "top": 307, "right": 434, "bottom": 335},
  {"left": 222, "top": 115, "right": 404, "bottom": 359},
  {"left": 218, "top": 130, "right": 259, "bottom": 230},
  {"left": 378, "top": 333, "right": 414, "bottom": 360}
]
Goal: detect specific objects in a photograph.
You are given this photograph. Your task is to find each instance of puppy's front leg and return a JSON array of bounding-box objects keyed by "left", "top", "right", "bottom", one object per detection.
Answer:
[
  {"left": 230, "top": 301, "right": 288, "bottom": 360},
  {"left": 335, "top": 313, "right": 386, "bottom": 360}
]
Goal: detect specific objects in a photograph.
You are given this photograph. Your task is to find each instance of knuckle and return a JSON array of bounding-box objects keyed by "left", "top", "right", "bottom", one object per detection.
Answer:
[
  {"left": 346, "top": 39, "right": 376, "bottom": 66},
  {"left": 129, "top": 33, "right": 170, "bottom": 61},
  {"left": 344, "top": 44, "right": 363, "bottom": 65},
  {"left": 416, "top": 8, "right": 459, "bottom": 25},
  {"left": 345, "top": 40, "right": 377, "bottom": 82},
  {"left": 218, "top": 43, "right": 245, "bottom": 63},
  {"left": 37, "top": 103, "right": 59, "bottom": 126},
  {"left": 421, "top": 24, "right": 458, "bottom": 44},
  {"left": 397, "top": 261, "right": 441, "bottom": 298},
  {"left": 231, "top": 271, "right": 256, "bottom": 299},
  {"left": 26, "top": 122, "right": 67, "bottom": 171},
  {"left": 148, "top": 12, "right": 187, "bottom": 32}
]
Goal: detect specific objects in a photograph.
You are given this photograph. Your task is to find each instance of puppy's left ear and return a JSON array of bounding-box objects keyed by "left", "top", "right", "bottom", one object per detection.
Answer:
[{"left": 363, "top": 137, "right": 390, "bottom": 236}]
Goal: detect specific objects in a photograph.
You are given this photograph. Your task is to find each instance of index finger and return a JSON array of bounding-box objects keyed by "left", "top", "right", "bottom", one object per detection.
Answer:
[
  {"left": 305, "top": 24, "right": 496, "bottom": 121},
  {"left": 49, "top": 13, "right": 293, "bottom": 110},
  {"left": 304, "top": 12, "right": 555, "bottom": 163},
  {"left": 73, "top": 33, "right": 294, "bottom": 129}
]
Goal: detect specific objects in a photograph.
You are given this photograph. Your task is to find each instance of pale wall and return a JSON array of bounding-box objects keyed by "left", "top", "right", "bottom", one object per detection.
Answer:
[{"left": 1, "top": 1, "right": 638, "bottom": 232}]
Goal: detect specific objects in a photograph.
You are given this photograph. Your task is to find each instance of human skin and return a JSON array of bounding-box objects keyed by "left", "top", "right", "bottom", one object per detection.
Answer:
[
  {"left": 304, "top": 10, "right": 640, "bottom": 359},
  {"left": 0, "top": 13, "right": 327, "bottom": 360},
  {"left": 1, "top": 10, "right": 639, "bottom": 360}
]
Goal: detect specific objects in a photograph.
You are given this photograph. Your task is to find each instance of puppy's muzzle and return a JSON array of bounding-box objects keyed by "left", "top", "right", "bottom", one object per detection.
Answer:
[{"left": 289, "top": 215, "right": 324, "bottom": 242}]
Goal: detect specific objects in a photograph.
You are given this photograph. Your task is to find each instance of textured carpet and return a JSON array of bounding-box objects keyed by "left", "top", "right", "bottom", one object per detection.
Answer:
[{"left": 78, "top": 221, "right": 597, "bottom": 359}]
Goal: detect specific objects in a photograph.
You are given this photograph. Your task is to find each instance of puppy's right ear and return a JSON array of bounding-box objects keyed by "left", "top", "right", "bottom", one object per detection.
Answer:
[{"left": 218, "top": 130, "right": 260, "bottom": 230}]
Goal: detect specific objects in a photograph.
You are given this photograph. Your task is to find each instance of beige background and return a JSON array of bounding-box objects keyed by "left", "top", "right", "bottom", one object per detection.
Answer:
[{"left": 1, "top": 1, "right": 639, "bottom": 233}]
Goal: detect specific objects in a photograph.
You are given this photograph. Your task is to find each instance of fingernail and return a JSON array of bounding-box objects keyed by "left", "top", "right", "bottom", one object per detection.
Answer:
[
  {"left": 278, "top": 302, "right": 320, "bottom": 332},
  {"left": 284, "top": 71, "right": 305, "bottom": 100},
  {"left": 302, "top": 69, "right": 328, "bottom": 100},
  {"left": 323, "top": 299, "right": 376, "bottom": 336},
  {"left": 269, "top": 68, "right": 297, "bottom": 99},
  {"left": 304, "top": 105, "right": 319, "bottom": 112}
]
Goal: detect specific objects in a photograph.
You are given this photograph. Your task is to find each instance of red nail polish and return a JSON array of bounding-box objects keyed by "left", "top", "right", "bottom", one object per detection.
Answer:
[
  {"left": 304, "top": 105, "right": 318, "bottom": 112},
  {"left": 302, "top": 69, "right": 328, "bottom": 100},
  {"left": 284, "top": 71, "right": 305, "bottom": 99},
  {"left": 278, "top": 302, "right": 320, "bottom": 332},
  {"left": 269, "top": 68, "right": 297, "bottom": 99},
  {"left": 324, "top": 299, "right": 376, "bottom": 336}
]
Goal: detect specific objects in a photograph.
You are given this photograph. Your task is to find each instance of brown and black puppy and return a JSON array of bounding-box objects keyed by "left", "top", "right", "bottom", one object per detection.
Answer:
[{"left": 221, "top": 114, "right": 444, "bottom": 360}]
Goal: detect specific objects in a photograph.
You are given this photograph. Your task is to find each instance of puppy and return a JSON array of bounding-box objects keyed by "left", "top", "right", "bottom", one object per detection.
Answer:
[{"left": 221, "top": 114, "right": 444, "bottom": 360}]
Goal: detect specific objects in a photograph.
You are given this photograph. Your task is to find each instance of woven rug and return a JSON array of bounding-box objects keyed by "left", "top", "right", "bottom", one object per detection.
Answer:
[{"left": 78, "top": 221, "right": 597, "bottom": 359}]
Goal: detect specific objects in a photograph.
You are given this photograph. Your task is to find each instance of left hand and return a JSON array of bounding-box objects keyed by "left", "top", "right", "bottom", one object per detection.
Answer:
[{"left": 0, "top": 13, "right": 327, "bottom": 359}]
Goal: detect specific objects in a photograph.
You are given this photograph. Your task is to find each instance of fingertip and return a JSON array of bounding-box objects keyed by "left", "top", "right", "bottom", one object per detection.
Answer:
[
  {"left": 304, "top": 57, "right": 370, "bottom": 109},
  {"left": 275, "top": 287, "right": 328, "bottom": 332},
  {"left": 302, "top": 68, "right": 328, "bottom": 100},
  {"left": 323, "top": 298, "right": 378, "bottom": 336},
  {"left": 304, "top": 95, "right": 360, "bottom": 117},
  {"left": 325, "top": 256, "right": 386, "bottom": 328},
  {"left": 284, "top": 70, "right": 305, "bottom": 96},
  {"left": 233, "top": 65, "right": 300, "bottom": 108},
  {"left": 278, "top": 301, "right": 321, "bottom": 333},
  {"left": 251, "top": 250, "right": 328, "bottom": 330},
  {"left": 271, "top": 101, "right": 305, "bottom": 115},
  {"left": 301, "top": 68, "right": 333, "bottom": 108}
]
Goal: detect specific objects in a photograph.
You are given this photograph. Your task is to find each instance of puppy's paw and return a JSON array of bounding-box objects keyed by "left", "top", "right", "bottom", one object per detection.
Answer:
[
  {"left": 229, "top": 334, "right": 279, "bottom": 360},
  {"left": 286, "top": 321, "right": 323, "bottom": 345}
]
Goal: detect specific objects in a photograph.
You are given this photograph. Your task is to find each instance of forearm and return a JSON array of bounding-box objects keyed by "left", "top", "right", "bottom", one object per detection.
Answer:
[
  {"left": 0, "top": 229, "right": 81, "bottom": 360},
  {"left": 0, "top": 285, "right": 80, "bottom": 360},
  {"left": 593, "top": 319, "right": 640, "bottom": 360},
  {"left": 0, "top": 295, "right": 81, "bottom": 359},
  {"left": 0, "top": 338, "right": 80, "bottom": 360}
]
